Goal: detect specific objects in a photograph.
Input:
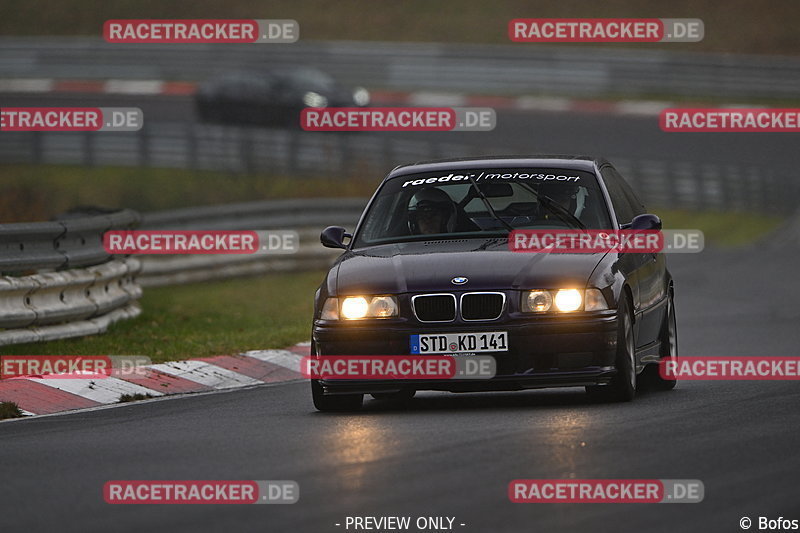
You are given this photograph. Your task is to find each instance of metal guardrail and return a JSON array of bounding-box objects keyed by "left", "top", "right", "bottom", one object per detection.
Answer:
[
  {"left": 0, "top": 210, "right": 143, "bottom": 346},
  {"left": 2, "top": 38, "right": 795, "bottom": 344},
  {"left": 1, "top": 191, "right": 796, "bottom": 346},
  {"left": 0, "top": 199, "right": 366, "bottom": 344},
  {"left": 2, "top": 38, "right": 800, "bottom": 100},
  {"left": 0, "top": 200, "right": 364, "bottom": 346},
  {"left": 0, "top": 259, "right": 142, "bottom": 345},
  {"left": 2, "top": 38, "right": 797, "bottom": 214},
  {"left": 140, "top": 198, "right": 365, "bottom": 230},
  {"left": 137, "top": 198, "right": 365, "bottom": 286},
  {"left": 0, "top": 122, "right": 794, "bottom": 214},
  {"left": 0, "top": 208, "right": 140, "bottom": 275}
]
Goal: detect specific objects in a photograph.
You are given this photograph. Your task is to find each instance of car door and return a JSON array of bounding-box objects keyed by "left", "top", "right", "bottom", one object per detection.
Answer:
[{"left": 600, "top": 165, "right": 667, "bottom": 348}]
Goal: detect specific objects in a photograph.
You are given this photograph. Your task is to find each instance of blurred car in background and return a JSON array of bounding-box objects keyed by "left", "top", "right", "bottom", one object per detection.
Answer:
[{"left": 195, "top": 67, "right": 370, "bottom": 128}]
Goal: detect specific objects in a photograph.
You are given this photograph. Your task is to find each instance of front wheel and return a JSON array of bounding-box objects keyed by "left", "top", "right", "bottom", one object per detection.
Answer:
[
  {"left": 586, "top": 295, "right": 636, "bottom": 402},
  {"left": 311, "top": 379, "right": 363, "bottom": 412},
  {"left": 646, "top": 292, "right": 678, "bottom": 390}
]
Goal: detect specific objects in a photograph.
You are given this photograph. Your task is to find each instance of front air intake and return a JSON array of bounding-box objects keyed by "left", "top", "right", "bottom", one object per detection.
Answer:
[
  {"left": 461, "top": 292, "right": 505, "bottom": 321},
  {"left": 412, "top": 294, "right": 457, "bottom": 322}
]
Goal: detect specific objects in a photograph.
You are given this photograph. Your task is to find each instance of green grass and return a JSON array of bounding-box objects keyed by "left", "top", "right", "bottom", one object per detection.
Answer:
[
  {"left": 1, "top": 165, "right": 785, "bottom": 247},
  {"left": 1, "top": 0, "right": 799, "bottom": 55},
  {"left": 657, "top": 208, "right": 783, "bottom": 247},
  {"left": 0, "top": 164, "right": 379, "bottom": 223},
  {"left": 4, "top": 271, "right": 326, "bottom": 363}
]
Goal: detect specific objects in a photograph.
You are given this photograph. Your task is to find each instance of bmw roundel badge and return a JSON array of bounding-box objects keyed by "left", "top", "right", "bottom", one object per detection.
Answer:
[{"left": 451, "top": 276, "right": 468, "bottom": 285}]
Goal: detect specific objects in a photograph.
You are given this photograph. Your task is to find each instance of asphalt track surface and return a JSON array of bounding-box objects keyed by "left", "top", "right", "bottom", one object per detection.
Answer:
[
  {"left": 2, "top": 91, "right": 800, "bottom": 532},
  {"left": 2, "top": 244, "right": 800, "bottom": 533},
  {"left": 1, "top": 92, "right": 795, "bottom": 171}
]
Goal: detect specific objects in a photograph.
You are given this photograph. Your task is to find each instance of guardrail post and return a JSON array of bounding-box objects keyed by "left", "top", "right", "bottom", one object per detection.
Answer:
[
  {"left": 187, "top": 121, "right": 198, "bottom": 170},
  {"left": 138, "top": 122, "right": 150, "bottom": 167},
  {"left": 83, "top": 131, "right": 95, "bottom": 167},
  {"left": 32, "top": 131, "right": 43, "bottom": 164},
  {"left": 754, "top": 167, "right": 764, "bottom": 212},
  {"left": 0, "top": 210, "right": 144, "bottom": 346},
  {"left": 339, "top": 133, "right": 351, "bottom": 177},
  {"left": 287, "top": 130, "right": 299, "bottom": 175},
  {"left": 728, "top": 165, "right": 744, "bottom": 210},
  {"left": 667, "top": 162, "right": 679, "bottom": 209},
  {"left": 241, "top": 126, "right": 255, "bottom": 174}
]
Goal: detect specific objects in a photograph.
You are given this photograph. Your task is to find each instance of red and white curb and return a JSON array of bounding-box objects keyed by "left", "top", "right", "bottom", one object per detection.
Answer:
[
  {"left": 369, "top": 90, "right": 676, "bottom": 116},
  {"left": 0, "top": 78, "right": 196, "bottom": 95},
  {"left": 0, "top": 77, "right": 749, "bottom": 117},
  {"left": 0, "top": 342, "right": 311, "bottom": 418}
]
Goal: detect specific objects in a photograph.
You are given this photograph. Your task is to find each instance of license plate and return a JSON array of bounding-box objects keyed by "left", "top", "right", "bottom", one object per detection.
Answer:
[{"left": 410, "top": 332, "right": 508, "bottom": 354}]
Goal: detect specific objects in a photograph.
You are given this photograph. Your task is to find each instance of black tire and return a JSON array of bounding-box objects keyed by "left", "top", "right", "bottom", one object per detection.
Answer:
[
  {"left": 370, "top": 389, "right": 416, "bottom": 402},
  {"left": 586, "top": 295, "right": 636, "bottom": 402},
  {"left": 311, "top": 379, "right": 363, "bottom": 412},
  {"left": 648, "top": 291, "right": 678, "bottom": 390}
]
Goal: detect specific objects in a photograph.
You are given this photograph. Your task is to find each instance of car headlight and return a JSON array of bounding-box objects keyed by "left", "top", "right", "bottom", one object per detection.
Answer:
[
  {"left": 352, "top": 87, "right": 370, "bottom": 106},
  {"left": 341, "top": 296, "right": 369, "bottom": 319},
  {"left": 521, "top": 288, "right": 608, "bottom": 313},
  {"left": 554, "top": 289, "right": 582, "bottom": 312},
  {"left": 303, "top": 91, "right": 328, "bottom": 108},
  {"left": 523, "top": 290, "right": 553, "bottom": 312},
  {"left": 326, "top": 295, "right": 399, "bottom": 320},
  {"left": 366, "top": 295, "right": 399, "bottom": 318}
]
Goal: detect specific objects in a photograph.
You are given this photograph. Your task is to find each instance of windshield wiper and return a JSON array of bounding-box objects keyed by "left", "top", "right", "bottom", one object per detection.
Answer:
[
  {"left": 537, "top": 195, "right": 587, "bottom": 230},
  {"left": 466, "top": 175, "right": 515, "bottom": 233},
  {"left": 514, "top": 181, "right": 588, "bottom": 230},
  {"left": 475, "top": 237, "right": 507, "bottom": 251}
]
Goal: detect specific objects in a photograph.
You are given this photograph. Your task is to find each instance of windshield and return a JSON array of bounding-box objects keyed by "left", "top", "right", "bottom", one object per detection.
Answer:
[
  {"left": 353, "top": 168, "right": 613, "bottom": 247},
  {"left": 278, "top": 68, "right": 336, "bottom": 91}
]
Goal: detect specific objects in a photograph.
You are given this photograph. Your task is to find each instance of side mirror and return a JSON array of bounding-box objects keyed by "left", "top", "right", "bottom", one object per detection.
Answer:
[
  {"left": 629, "top": 214, "right": 662, "bottom": 231},
  {"left": 320, "top": 226, "right": 351, "bottom": 249}
]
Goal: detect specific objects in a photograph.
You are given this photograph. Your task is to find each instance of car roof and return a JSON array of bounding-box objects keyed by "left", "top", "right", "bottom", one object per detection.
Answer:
[{"left": 386, "top": 155, "right": 608, "bottom": 180}]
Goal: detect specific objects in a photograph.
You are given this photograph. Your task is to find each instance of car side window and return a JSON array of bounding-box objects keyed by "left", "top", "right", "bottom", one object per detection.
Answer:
[
  {"left": 601, "top": 166, "right": 643, "bottom": 225},
  {"left": 614, "top": 169, "right": 646, "bottom": 218}
]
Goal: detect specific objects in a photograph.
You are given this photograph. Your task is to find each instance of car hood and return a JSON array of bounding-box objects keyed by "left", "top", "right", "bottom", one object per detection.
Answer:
[{"left": 334, "top": 239, "right": 607, "bottom": 294}]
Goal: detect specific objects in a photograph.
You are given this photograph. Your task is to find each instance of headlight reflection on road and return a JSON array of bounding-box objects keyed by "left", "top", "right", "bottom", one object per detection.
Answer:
[
  {"left": 540, "top": 411, "right": 592, "bottom": 477},
  {"left": 323, "top": 419, "right": 386, "bottom": 490}
]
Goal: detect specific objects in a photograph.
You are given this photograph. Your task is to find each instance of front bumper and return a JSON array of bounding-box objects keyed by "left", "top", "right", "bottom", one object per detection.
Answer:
[{"left": 312, "top": 313, "right": 619, "bottom": 394}]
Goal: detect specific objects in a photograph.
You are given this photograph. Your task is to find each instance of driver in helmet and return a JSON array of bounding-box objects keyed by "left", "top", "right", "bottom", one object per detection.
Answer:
[
  {"left": 407, "top": 188, "right": 457, "bottom": 235},
  {"left": 539, "top": 184, "right": 588, "bottom": 220}
]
